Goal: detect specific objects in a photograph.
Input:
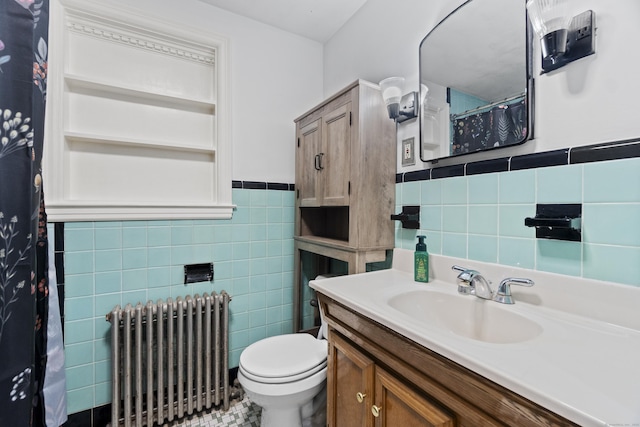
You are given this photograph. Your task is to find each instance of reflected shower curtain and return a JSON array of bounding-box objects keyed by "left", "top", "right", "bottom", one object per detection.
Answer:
[
  {"left": 0, "top": 0, "right": 65, "bottom": 426},
  {"left": 452, "top": 99, "right": 526, "bottom": 155}
]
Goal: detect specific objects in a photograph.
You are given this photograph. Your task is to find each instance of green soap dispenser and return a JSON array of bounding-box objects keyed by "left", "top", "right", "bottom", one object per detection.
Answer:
[{"left": 414, "top": 235, "right": 429, "bottom": 282}]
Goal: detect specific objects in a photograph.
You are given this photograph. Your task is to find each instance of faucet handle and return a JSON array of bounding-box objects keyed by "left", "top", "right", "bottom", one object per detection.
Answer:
[
  {"left": 493, "top": 278, "right": 534, "bottom": 304},
  {"left": 451, "top": 265, "right": 468, "bottom": 273},
  {"left": 451, "top": 265, "right": 476, "bottom": 295}
]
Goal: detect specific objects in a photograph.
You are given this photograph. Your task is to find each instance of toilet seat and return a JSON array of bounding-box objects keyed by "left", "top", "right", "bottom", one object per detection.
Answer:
[
  {"left": 237, "top": 365, "right": 327, "bottom": 398},
  {"left": 239, "top": 334, "right": 327, "bottom": 384},
  {"left": 239, "top": 359, "right": 327, "bottom": 384}
]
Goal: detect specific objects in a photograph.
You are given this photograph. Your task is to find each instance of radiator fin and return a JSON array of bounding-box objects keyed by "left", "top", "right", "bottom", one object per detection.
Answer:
[{"left": 107, "top": 292, "right": 230, "bottom": 427}]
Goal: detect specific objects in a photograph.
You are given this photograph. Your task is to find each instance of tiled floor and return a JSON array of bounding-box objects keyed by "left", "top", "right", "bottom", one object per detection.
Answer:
[
  {"left": 172, "top": 394, "right": 261, "bottom": 427},
  {"left": 170, "top": 397, "right": 261, "bottom": 427}
]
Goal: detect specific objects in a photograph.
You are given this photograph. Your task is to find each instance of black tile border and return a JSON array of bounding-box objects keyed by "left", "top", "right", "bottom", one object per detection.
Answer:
[
  {"left": 570, "top": 138, "right": 640, "bottom": 164},
  {"left": 398, "top": 138, "right": 640, "bottom": 183},
  {"left": 267, "top": 182, "right": 290, "bottom": 191},
  {"left": 233, "top": 180, "right": 295, "bottom": 191},
  {"left": 432, "top": 164, "right": 465, "bottom": 179},
  {"left": 61, "top": 403, "right": 111, "bottom": 427},
  {"left": 54, "top": 222, "right": 65, "bottom": 252},
  {"left": 404, "top": 169, "right": 430, "bottom": 182},
  {"left": 465, "top": 157, "right": 510, "bottom": 175},
  {"left": 242, "top": 181, "right": 267, "bottom": 190},
  {"left": 54, "top": 224, "right": 65, "bottom": 320},
  {"left": 511, "top": 149, "right": 569, "bottom": 170},
  {"left": 62, "top": 408, "right": 91, "bottom": 427}
]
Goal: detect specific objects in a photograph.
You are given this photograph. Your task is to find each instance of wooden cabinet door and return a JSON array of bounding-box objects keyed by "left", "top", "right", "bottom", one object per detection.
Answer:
[
  {"left": 328, "top": 333, "right": 375, "bottom": 427},
  {"left": 321, "top": 102, "right": 351, "bottom": 206},
  {"left": 374, "top": 367, "right": 455, "bottom": 427},
  {"left": 297, "top": 119, "right": 322, "bottom": 206}
]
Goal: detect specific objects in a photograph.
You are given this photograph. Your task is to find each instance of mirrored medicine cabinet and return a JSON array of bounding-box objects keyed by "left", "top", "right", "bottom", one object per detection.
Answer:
[{"left": 419, "top": 0, "right": 534, "bottom": 162}]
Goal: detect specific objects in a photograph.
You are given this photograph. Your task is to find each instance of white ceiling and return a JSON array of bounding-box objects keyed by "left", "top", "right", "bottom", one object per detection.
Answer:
[{"left": 198, "top": 0, "right": 369, "bottom": 43}]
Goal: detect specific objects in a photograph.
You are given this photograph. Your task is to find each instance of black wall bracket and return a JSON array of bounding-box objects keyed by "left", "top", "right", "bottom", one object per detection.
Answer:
[
  {"left": 391, "top": 205, "right": 420, "bottom": 229},
  {"left": 525, "top": 204, "right": 582, "bottom": 242}
]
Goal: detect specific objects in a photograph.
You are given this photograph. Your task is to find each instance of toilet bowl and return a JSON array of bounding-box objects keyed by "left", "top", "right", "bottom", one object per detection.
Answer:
[
  {"left": 237, "top": 274, "right": 335, "bottom": 427},
  {"left": 238, "top": 333, "right": 328, "bottom": 427}
]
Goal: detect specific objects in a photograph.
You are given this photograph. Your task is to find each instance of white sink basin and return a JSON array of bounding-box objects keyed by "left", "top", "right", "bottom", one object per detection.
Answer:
[{"left": 387, "top": 290, "right": 543, "bottom": 344}]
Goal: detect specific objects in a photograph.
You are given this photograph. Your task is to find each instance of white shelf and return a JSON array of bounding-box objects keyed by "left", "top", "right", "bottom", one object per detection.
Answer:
[
  {"left": 64, "top": 131, "right": 216, "bottom": 155},
  {"left": 45, "top": 0, "right": 232, "bottom": 222},
  {"left": 64, "top": 73, "right": 215, "bottom": 115},
  {"left": 46, "top": 203, "right": 235, "bottom": 222}
]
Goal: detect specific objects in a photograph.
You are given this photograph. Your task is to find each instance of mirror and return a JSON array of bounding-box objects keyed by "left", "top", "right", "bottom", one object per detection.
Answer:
[{"left": 419, "top": 0, "right": 532, "bottom": 162}]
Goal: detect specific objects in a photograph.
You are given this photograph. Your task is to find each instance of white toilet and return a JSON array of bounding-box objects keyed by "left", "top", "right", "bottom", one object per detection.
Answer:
[{"left": 237, "top": 276, "right": 332, "bottom": 427}]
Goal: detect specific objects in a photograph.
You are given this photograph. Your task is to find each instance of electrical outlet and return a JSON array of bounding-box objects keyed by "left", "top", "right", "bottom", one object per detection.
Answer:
[{"left": 402, "top": 137, "right": 415, "bottom": 166}]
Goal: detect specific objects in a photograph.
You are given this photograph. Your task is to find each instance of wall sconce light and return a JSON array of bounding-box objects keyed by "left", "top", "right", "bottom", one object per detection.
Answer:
[
  {"left": 526, "top": 0, "right": 596, "bottom": 73},
  {"left": 379, "top": 77, "right": 418, "bottom": 123}
]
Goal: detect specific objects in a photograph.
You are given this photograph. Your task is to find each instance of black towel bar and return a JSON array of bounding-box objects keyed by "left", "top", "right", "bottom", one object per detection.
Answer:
[{"left": 524, "top": 204, "right": 582, "bottom": 242}]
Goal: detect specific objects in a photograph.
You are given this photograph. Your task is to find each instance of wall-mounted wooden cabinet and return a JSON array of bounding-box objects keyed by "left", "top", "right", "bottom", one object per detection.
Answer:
[
  {"left": 297, "top": 102, "right": 352, "bottom": 208},
  {"left": 293, "top": 80, "right": 395, "bottom": 331}
]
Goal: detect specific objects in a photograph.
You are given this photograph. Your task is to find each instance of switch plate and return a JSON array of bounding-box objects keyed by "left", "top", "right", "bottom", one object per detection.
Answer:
[{"left": 402, "top": 137, "right": 415, "bottom": 166}]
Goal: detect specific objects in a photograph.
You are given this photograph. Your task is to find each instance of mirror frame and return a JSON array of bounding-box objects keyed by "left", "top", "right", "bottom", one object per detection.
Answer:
[{"left": 419, "top": 0, "right": 534, "bottom": 164}]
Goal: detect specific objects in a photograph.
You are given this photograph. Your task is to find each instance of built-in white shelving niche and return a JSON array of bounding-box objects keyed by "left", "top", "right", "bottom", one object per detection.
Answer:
[{"left": 45, "top": 0, "right": 233, "bottom": 221}]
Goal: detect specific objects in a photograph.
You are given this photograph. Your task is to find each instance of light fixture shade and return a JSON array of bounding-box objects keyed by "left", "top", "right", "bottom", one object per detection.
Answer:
[
  {"left": 379, "top": 77, "right": 405, "bottom": 120},
  {"left": 526, "top": 0, "right": 572, "bottom": 63}
]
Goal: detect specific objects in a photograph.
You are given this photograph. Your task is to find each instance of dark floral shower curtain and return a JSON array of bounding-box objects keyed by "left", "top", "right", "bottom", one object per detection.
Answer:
[{"left": 0, "top": 0, "right": 55, "bottom": 425}]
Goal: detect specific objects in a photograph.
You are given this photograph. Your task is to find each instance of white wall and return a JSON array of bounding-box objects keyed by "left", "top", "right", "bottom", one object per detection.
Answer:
[
  {"left": 97, "top": 0, "right": 324, "bottom": 183},
  {"left": 325, "top": 0, "right": 640, "bottom": 172}
]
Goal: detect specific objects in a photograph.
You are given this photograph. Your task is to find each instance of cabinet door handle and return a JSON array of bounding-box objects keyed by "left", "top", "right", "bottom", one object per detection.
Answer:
[
  {"left": 314, "top": 152, "right": 324, "bottom": 170},
  {"left": 371, "top": 405, "right": 382, "bottom": 418},
  {"left": 356, "top": 392, "right": 366, "bottom": 403}
]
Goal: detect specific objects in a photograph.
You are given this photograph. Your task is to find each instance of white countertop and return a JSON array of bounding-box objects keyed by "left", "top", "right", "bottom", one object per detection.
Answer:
[{"left": 310, "top": 249, "right": 640, "bottom": 427}]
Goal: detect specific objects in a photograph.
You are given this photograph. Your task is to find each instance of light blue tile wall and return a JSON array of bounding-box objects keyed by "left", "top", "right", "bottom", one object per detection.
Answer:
[
  {"left": 63, "top": 188, "right": 295, "bottom": 414},
  {"left": 449, "top": 89, "right": 487, "bottom": 115},
  {"left": 396, "top": 157, "right": 640, "bottom": 287}
]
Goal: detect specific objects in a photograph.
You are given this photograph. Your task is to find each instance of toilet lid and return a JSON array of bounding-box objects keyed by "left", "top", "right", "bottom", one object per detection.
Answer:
[{"left": 240, "top": 334, "right": 327, "bottom": 380}]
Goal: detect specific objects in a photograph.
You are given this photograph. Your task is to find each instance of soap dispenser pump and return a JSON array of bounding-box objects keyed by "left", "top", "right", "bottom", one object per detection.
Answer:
[{"left": 414, "top": 235, "right": 429, "bottom": 283}]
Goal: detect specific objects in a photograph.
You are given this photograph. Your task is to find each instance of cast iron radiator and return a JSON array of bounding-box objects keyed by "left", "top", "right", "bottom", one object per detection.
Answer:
[{"left": 106, "top": 292, "right": 230, "bottom": 427}]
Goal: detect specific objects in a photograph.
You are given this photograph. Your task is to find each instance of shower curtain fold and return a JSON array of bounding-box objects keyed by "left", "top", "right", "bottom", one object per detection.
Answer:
[{"left": 0, "top": 1, "right": 65, "bottom": 425}]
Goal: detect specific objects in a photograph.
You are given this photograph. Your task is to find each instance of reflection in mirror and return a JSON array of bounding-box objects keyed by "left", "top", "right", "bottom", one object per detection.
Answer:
[{"left": 419, "top": 0, "right": 532, "bottom": 162}]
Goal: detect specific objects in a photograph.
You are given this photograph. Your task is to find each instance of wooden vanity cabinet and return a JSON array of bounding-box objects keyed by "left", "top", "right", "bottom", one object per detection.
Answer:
[
  {"left": 320, "top": 294, "right": 579, "bottom": 427},
  {"left": 329, "top": 333, "right": 454, "bottom": 427},
  {"left": 293, "top": 80, "right": 395, "bottom": 330}
]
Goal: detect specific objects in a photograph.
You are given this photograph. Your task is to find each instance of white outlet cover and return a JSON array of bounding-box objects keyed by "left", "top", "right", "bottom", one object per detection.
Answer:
[{"left": 402, "top": 137, "right": 415, "bottom": 166}]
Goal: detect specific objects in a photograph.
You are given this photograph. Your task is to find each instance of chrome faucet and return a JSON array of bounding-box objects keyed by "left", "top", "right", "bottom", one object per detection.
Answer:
[
  {"left": 451, "top": 265, "right": 534, "bottom": 304},
  {"left": 451, "top": 265, "right": 493, "bottom": 299}
]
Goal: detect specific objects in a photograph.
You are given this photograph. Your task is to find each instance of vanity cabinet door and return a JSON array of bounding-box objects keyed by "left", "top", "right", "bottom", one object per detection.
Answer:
[
  {"left": 328, "top": 333, "right": 375, "bottom": 427},
  {"left": 373, "top": 367, "right": 455, "bottom": 427}
]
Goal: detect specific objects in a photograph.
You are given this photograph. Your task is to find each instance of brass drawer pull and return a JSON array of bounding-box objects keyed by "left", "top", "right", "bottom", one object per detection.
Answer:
[
  {"left": 356, "top": 392, "right": 366, "bottom": 403},
  {"left": 371, "top": 405, "right": 382, "bottom": 417}
]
